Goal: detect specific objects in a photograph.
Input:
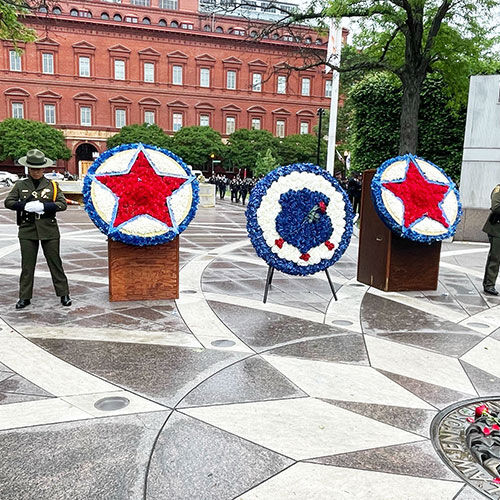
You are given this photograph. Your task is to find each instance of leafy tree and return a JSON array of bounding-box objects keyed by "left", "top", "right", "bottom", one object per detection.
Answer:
[
  {"left": 254, "top": 148, "right": 279, "bottom": 178},
  {"left": 277, "top": 134, "right": 327, "bottom": 166},
  {"left": 170, "top": 126, "right": 225, "bottom": 169},
  {"left": 349, "top": 73, "right": 466, "bottom": 180},
  {"left": 107, "top": 123, "right": 171, "bottom": 150},
  {"left": 226, "top": 128, "right": 279, "bottom": 175},
  {"left": 248, "top": 0, "right": 500, "bottom": 154},
  {"left": 0, "top": 0, "right": 37, "bottom": 43},
  {"left": 0, "top": 118, "right": 71, "bottom": 162}
]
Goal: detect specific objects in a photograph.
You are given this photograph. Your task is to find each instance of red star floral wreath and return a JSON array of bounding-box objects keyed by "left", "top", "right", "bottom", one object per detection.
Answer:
[
  {"left": 83, "top": 143, "right": 199, "bottom": 246},
  {"left": 371, "top": 154, "right": 462, "bottom": 243}
]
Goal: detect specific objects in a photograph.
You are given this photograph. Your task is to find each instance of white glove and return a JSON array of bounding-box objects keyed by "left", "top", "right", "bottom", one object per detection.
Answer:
[{"left": 24, "top": 200, "right": 45, "bottom": 213}]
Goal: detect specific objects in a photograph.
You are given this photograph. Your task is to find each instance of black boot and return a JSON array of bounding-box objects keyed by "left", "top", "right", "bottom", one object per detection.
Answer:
[
  {"left": 15, "top": 299, "right": 31, "bottom": 309},
  {"left": 60, "top": 295, "right": 72, "bottom": 306}
]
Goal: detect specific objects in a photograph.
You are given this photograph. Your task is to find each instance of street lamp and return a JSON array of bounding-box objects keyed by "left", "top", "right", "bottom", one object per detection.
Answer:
[
  {"left": 316, "top": 108, "right": 325, "bottom": 167},
  {"left": 210, "top": 153, "right": 215, "bottom": 176}
]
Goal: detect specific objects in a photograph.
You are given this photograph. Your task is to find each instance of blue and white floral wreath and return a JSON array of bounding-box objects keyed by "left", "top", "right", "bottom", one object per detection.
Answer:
[{"left": 246, "top": 163, "right": 354, "bottom": 276}]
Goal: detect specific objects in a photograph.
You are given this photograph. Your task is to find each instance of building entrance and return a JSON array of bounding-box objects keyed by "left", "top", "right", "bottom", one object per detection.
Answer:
[{"left": 75, "top": 143, "right": 98, "bottom": 178}]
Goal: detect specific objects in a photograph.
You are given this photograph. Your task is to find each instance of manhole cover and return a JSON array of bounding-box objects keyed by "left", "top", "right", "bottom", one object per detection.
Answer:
[
  {"left": 432, "top": 397, "right": 500, "bottom": 498},
  {"left": 94, "top": 396, "right": 130, "bottom": 411},
  {"left": 211, "top": 339, "right": 236, "bottom": 347},
  {"left": 468, "top": 322, "right": 490, "bottom": 328},
  {"left": 182, "top": 290, "right": 197, "bottom": 294},
  {"left": 331, "top": 320, "right": 353, "bottom": 326}
]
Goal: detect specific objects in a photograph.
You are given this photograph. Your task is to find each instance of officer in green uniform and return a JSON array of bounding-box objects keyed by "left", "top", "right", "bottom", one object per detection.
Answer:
[
  {"left": 4, "top": 149, "right": 72, "bottom": 309},
  {"left": 482, "top": 184, "right": 500, "bottom": 295}
]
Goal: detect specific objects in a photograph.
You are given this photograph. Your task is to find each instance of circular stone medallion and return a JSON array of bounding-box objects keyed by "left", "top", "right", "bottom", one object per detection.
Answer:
[
  {"left": 246, "top": 163, "right": 354, "bottom": 276},
  {"left": 83, "top": 143, "right": 199, "bottom": 246},
  {"left": 371, "top": 154, "right": 461, "bottom": 242}
]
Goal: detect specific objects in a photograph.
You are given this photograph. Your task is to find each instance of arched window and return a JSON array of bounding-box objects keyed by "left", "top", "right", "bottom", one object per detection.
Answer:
[
  {"left": 70, "top": 8, "right": 78, "bottom": 16},
  {"left": 101, "top": 12, "right": 109, "bottom": 19},
  {"left": 142, "top": 17, "right": 151, "bottom": 24},
  {"left": 250, "top": 30, "right": 258, "bottom": 38},
  {"left": 203, "top": 24, "right": 211, "bottom": 31},
  {"left": 272, "top": 33, "right": 279, "bottom": 39},
  {"left": 215, "top": 26, "right": 223, "bottom": 33},
  {"left": 158, "top": 19, "right": 167, "bottom": 26},
  {"left": 52, "top": 6, "right": 62, "bottom": 14},
  {"left": 305, "top": 37, "right": 312, "bottom": 44},
  {"left": 315, "top": 38, "right": 322, "bottom": 45},
  {"left": 170, "top": 20, "right": 178, "bottom": 27},
  {"left": 39, "top": 6, "right": 48, "bottom": 13},
  {"left": 113, "top": 13, "right": 122, "bottom": 21}
]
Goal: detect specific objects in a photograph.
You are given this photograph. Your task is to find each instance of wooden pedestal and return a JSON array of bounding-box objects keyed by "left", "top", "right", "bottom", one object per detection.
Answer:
[
  {"left": 357, "top": 169, "right": 441, "bottom": 291},
  {"left": 108, "top": 237, "right": 179, "bottom": 301}
]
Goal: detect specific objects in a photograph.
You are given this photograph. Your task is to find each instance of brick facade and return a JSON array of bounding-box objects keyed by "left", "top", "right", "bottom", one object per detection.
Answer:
[{"left": 0, "top": 0, "right": 337, "bottom": 175}]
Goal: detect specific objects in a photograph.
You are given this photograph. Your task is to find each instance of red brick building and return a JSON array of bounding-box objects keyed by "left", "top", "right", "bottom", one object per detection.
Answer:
[{"left": 0, "top": 0, "right": 338, "bottom": 175}]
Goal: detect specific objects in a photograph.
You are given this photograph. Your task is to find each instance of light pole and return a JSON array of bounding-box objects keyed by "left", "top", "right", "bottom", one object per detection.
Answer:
[
  {"left": 316, "top": 108, "right": 325, "bottom": 167},
  {"left": 210, "top": 153, "right": 215, "bottom": 176}
]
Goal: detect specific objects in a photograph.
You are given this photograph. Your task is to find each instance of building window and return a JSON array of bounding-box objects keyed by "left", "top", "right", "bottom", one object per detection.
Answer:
[
  {"left": 142, "top": 17, "right": 151, "bottom": 24},
  {"left": 144, "top": 110, "right": 155, "bottom": 125},
  {"left": 131, "top": 0, "right": 150, "bottom": 5},
  {"left": 173, "top": 112, "right": 183, "bottom": 131},
  {"left": 53, "top": 7, "right": 62, "bottom": 14},
  {"left": 114, "top": 59, "right": 125, "bottom": 80},
  {"left": 277, "top": 75, "right": 286, "bottom": 94},
  {"left": 44, "top": 104, "right": 56, "bottom": 124},
  {"left": 252, "top": 73, "right": 262, "bottom": 92},
  {"left": 79, "top": 56, "right": 90, "bottom": 77},
  {"left": 159, "top": 0, "right": 178, "bottom": 8},
  {"left": 181, "top": 23, "right": 193, "bottom": 29},
  {"left": 225, "top": 116, "right": 235, "bottom": 134},
  {"left": 172, "top": 65, "right": 183, "bottom": 85},
  {"left": 170, "top": 20, "right": 178, "bottom": 27},
  {"left": 215, "top": 26, "right": 223, "bottom": 33},
  {"left": 251, "top": 117, "right": 261, "bottom": 130},
  {"left": 158, "top": 18, "right": 167, "bottom": 26},
  {"left": 325, "top": 80, "right": 332, "bottom": 98},
  {"left": 11, "top": 102, "right": 24, "bottom": 119},
  {"left": 226, "top": 70, "right": 236, "bottom": 90},
  {"left": 144, "top": 62, "right": 155, "bottom": 82},
  {"left": 276, "top": 119, "right": 285, "bottom": 138},
  {"left": 115, "top": 108, "right": 126, "bottom": 128},
  {"left": 101, "top": 12, "right": 109, "bottom": 19},
  {"left": 9, "top": 50, "right": 21, "bottom": 72},
  {"left": 199, "top": 114, "right": 209, "bottom": 126},
  {"left": 301, "top": 78, "right": 310, "bottom": 96},
  {"left": 203, "top": 24, "right": 211, "bottom": 31},
  {"left": 113, "top": 13, "right": 122, "bottom": 21},
  {"left": 200, "top": 68, "right": 210, "bottom": 88},
  {"left": 42, "top": 53, "right": 54, "bottom": 74},
  {"left": 80, "top": 106, "right": 91, "bottom": 126},
  {"left": 70, "top": 8, "right": 78, "bottom": 16},
  {"left": 300, "top": 121, "right": 309, "bottom": 135},
  {"left": 125, "top": 16, "right": 138, "bottom": 23}
]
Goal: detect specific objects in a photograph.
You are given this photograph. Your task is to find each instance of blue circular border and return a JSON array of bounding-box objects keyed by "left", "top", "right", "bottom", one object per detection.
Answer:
[
  {"left": 371, "top": 154, "right": 462, "bottom": 243},
  {"left": 83, "top": 143, "right": 199, "bottom": 246},
  {"left": 246, "top": 163, "right": 354, "bottom": 276}
]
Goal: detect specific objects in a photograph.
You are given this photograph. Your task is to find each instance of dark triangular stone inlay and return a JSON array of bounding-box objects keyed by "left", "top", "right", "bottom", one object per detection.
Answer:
[
  {"left": 0, "top": 374, "right": 53, "bottom": 397},
  {"left": 321, "top": 399, "right": 437, "bottom": 438},
  {"left": 178, "top": 356, "right": 307, "bottom": 408},
  {"left": 307, "top": 440, "right": 457, "bottom": 481},
  {"left": 460, "top": 360, "right": 500, "bottom": 397},
  {"left": 377, "top": 369, "right": 476, "bottom": 409}
]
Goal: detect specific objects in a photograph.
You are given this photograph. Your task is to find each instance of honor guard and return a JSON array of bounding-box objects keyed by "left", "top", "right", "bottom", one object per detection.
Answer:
[
  {"left": 4, "top": 149, "right": 72, "bottom": 309},
  {"left": 483, "top": 183, "right": 500, "bottom": 295}
]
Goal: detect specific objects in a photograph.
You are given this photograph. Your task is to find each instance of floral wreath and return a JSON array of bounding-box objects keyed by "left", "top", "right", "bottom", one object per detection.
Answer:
[
  {"left": 83, "top": 143, "right": 199, "bottom": 246},
  {"left": 371, "top": 154, "right": 462, "bottom": 243},
  {"left": 246, "top": 163, "right": 354, "bottom": 276}
]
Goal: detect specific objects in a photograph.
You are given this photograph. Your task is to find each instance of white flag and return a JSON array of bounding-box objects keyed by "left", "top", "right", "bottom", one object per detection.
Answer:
[{"left": 325, "top": 19, "right": 341, "bottom": 74}]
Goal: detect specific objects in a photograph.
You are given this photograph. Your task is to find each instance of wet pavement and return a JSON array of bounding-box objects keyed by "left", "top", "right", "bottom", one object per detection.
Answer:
[{"left": 0, "top": 187, "right": 499, "bottom": 499}]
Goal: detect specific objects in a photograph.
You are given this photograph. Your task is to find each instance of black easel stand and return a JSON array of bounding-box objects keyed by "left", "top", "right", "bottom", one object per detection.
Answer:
[{"left": 263, "top": 266, "right": 338, "bottom": 303}]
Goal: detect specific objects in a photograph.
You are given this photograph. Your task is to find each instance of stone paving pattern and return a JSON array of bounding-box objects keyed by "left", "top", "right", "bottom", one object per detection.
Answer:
[{"left": 0, "top": 187, "right": 499, "bottom": 499}]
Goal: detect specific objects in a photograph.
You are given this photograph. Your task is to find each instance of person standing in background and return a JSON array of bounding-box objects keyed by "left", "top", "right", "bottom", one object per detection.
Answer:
[{"left": 482, "top": 183, "right": 500, "bottom": 295}]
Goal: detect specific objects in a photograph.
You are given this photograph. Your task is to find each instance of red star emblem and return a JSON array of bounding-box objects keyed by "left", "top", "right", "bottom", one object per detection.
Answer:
[
  {"left": 382, "top": 160, "right": 449, "bottom": 229},
  {"left": 96, "top": 150, "right": 186, "bottom": 227}
]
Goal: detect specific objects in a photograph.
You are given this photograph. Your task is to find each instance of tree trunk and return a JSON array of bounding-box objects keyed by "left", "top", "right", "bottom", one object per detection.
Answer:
[{"left": 399, "top": 73, "right": 424, "bottom": 155}]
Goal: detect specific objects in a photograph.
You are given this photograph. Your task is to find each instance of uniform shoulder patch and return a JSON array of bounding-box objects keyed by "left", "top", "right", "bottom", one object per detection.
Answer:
[{"left": 494, "top": 185, "right": 500, "bottom": 194}]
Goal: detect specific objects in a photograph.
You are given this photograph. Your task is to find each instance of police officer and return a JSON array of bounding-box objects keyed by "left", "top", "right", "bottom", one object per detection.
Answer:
[
  {"left": 4, "top": 149, "right": 71, "bottom": 309},
  {"left": 482, "top": 183, "right": 500, "bottom": 295}
]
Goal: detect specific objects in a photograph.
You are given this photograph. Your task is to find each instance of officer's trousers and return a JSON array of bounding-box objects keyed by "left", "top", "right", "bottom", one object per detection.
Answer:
[
  {"left": 19, "top": 238, "right": 69, "bottom": 299},
  {"left": 483, "top": 235, "right": 500, "bottom": 288}
]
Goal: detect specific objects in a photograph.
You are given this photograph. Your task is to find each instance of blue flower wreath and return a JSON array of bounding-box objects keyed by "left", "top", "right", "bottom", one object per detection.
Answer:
[
  {"left": 371, "top": 154, "right": 462, "bottom": 243},
  {"left": 83, "top": 143, "right": 199, "bottom": 246},
  {"left": 246, "top": 163, "right": 354, "bottom": 276}
]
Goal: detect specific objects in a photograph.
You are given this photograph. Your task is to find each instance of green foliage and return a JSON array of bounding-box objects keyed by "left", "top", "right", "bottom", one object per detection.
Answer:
[
  {"left": 226, "top": 128, "right": 279, "bottom": 175},
  {"left": 254, "top": 148, "right": 279, "bottom": 178},
  {"left": 277, "top": 134, "right": 326, "bottom": 167},
  {"left": 0, "top": 0, "right": 37, "bottom": 43},
  {"left": 170, "top": 126, "right": 225, "bottom": 169},
  {"left": 107, "top": 123, "right": 171, "bottom": 150},
  {"left": 0, "top": 118, "right": 71, "bottom": 162},
  {"left": 348, "top": 73, "right": 466, "bottom": 181}
]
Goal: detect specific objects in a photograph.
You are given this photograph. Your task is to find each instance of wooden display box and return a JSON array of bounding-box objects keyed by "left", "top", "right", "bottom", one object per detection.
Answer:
[
  {"left": 357, "top": 169, "right": 441, "bottom": 292},
  {"left": 108, "top": 237, "right": 179, "bottom": 301}
]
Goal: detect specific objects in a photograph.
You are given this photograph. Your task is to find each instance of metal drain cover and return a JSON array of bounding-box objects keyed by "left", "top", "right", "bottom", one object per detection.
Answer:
[
  {"left": 331, "top": 320, "right": 353, "bottom": 326},
  {"left": 211, "top": 339, "right": 236, "bottom": 347},
  {"left": 94, "top": 396, "right": 130, "bottom": 411}
]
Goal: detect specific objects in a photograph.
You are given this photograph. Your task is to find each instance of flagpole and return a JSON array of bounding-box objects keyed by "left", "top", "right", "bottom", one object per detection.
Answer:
[{"left": 326, "top": 20, "right": 343, "bottom": 175}]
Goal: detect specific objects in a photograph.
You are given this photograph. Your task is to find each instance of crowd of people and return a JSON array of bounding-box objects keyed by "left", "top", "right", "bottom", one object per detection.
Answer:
[
  {"left": 208, "top": 175, "right": 256, "bottom": 205},
  {"left": 335, "top": 172, "right": 362, "bottom": 214}
]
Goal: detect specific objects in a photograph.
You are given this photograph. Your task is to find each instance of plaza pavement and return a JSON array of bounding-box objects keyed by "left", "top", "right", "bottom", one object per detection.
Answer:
[{"left": 0, "top": 185, "right": 499, "bottom": 499}]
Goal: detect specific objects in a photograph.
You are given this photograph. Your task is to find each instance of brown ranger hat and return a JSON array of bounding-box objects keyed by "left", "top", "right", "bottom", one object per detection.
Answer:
[{"left": 17, "top": 148, "right": 54, "bottom": 169}]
